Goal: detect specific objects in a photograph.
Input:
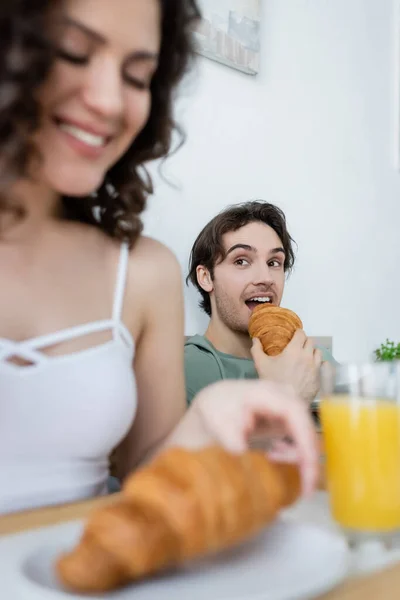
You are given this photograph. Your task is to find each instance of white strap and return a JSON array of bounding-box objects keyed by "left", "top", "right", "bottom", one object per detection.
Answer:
[
  {"left": 112, "top": 243, "right": 130, "bottom": 323},
  {"left": 24, "top": 321, "right": 115, "bottom": 350},
  {"left": 0, "top": 318, "right": 134, "bottom": 364},
  {"left": 0, "top": 340, "right": 50, "bottom": 365}
]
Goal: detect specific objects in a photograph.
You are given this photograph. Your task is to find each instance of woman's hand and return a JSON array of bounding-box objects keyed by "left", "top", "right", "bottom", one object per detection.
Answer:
[{"left": 191, "top": 379, "right": 319, "bottom": 496}]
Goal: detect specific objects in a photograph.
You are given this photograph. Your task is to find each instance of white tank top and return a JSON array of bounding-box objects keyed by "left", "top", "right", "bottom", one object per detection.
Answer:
[{"left": 0, "top": 244, "right": 137, "bottom": 514}]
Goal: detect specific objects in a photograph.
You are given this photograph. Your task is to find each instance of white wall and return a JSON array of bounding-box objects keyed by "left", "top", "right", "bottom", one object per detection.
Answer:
[{"left": 143, "top": 0, "right": 400, "bottom": 362}]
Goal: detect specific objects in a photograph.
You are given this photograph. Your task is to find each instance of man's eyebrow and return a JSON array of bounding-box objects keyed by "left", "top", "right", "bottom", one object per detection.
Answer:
[
  {"left": 226, "top": 244, "right": 257, "bottom": 255},
  {"left": 61, "top": 16, "right": 159, "bottom": 62},
  {"left": 269, "top": 247, "right": 285, "bottom": 255}
]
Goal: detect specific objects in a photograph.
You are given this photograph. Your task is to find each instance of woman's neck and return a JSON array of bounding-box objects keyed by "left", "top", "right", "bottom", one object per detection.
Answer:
[{"left": 0, "top": 178, "right": 61, "bottom": 242}]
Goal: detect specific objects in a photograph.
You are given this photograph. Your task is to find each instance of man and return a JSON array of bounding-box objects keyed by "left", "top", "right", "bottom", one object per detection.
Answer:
[{"left": 185, "top": 200, "right": 335, "bottom": 406}]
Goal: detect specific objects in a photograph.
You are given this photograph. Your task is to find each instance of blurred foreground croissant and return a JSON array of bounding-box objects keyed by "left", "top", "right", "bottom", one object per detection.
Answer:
[
  {"left": 56, "top": 446, "right": 301, "bottom": 593},
  {"left": 248, "top": 303, "right": 303, "bottom": 356}
]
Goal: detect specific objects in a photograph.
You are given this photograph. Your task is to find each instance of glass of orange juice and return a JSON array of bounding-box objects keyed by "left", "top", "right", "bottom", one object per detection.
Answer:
[{"left": 320, "top": 362, "right": 400, "bottom": 547}]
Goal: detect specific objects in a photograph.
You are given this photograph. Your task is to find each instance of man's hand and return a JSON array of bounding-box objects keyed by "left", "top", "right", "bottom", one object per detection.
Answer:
[{"left": 251, "top": 330, "right": 322, "bottom": 404}]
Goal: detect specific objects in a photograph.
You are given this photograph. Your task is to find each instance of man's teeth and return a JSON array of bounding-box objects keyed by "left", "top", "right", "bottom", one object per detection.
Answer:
[
  {"left": 59, "top": 122, "right": 106, "bottom": 148},
  {"left": 251, "top": 297, "right": 271, "bottom": 303}
]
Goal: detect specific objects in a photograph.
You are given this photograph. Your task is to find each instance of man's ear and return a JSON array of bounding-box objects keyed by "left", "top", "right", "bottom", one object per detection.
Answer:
[{"left": 196, "top": 265, "right": 213, "bottom": 293}]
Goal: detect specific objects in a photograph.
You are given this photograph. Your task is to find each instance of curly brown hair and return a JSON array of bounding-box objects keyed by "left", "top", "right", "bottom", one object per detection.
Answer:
[
  {"left": 187, "top": 200, "right": 297, "bottom": 316},
  {"left": 0, "top": 0, "right": 200, "bottom": 243}
]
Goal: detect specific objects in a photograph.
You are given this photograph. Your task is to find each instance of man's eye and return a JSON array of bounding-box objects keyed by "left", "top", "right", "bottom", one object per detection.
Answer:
[
  {"left": 269, "top": 260, "right": 282, "bottom": 268},
  {"left": 235, "top": 258, "right": 250, "bottom": 266}
]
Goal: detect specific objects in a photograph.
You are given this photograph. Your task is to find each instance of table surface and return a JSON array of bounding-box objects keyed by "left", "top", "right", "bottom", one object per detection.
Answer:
[{"left": 1, "top": 491, "right": 400, "bottom": 599}]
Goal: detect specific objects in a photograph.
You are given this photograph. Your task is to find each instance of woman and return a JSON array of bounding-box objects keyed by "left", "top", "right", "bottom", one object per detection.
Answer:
[{"left": 0, "top": 0, "right": 318, "bottom": 514}]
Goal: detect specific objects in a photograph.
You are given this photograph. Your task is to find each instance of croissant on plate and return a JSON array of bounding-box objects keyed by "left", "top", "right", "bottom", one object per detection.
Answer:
[
  {"left": 248, "top": 303, "right": 303, "bottom": 356},
  {"left": 56, "top": 446, "right": 301, "bottom": 593}
]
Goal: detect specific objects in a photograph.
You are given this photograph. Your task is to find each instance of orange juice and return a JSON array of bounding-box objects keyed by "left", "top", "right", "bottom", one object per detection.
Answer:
[{"left": 320, "top": 395, "right": 400, "bottom": 531}]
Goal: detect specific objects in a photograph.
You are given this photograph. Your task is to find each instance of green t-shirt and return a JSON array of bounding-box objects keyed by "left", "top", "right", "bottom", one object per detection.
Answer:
[{"left": 184, "top": 334, "right": 337, "bottom": 406}]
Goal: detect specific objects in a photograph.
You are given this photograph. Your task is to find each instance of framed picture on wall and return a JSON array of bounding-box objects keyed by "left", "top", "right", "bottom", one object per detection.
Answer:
[{"left": 191, "top": 0, "right": 261, "bottom": 75}]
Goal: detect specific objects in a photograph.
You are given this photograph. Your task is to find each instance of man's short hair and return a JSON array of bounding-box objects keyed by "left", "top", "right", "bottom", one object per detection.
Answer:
[{"left": 187, "top": 200, "right": 296, "bottom": 316}]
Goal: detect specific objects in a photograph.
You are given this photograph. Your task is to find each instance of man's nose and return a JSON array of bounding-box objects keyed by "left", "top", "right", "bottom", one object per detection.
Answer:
[{"left": 252, "top": 263, "right": 274, "bottom": 287}]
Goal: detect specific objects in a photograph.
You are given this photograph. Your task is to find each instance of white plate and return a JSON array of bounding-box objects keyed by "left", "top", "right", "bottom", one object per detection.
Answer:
[{"left": 0, "top": 518, "right": 349, "bottom": 600}]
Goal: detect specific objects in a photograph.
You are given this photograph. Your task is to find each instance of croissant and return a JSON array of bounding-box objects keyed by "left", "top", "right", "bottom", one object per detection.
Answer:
[
  {"left": 56, "top": 446, "right": 301, "bottom": 593},
  {"left": 248, "top": 304, "right": 303, "bottom": 356}
]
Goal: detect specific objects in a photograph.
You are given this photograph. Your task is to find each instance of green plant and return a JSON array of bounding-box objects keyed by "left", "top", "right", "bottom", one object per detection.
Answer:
[{"left": 374, "top": 339, "right": 400, "bottom": 362}]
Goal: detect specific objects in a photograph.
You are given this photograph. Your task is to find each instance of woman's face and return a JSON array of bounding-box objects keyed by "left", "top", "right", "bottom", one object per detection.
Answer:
[{"left": 35, "top": 0, "right": 161, "bottom": 197}]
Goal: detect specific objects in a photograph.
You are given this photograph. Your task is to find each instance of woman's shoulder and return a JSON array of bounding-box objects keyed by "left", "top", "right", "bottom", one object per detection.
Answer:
[
  {"left": 61, "top": 224, "right": 180, "bottom": 282},
  {"left": 66, "top": 225, "right": 181, "bottom": 291},
  {"left": 129, "top": 235, "right": 179, "bottom": 264},
  {"left": 121, "top": 235, "right": 182, "bottom": 336},
  {"left": 127, "top": 235, "right": 181, "bottom": 291}
]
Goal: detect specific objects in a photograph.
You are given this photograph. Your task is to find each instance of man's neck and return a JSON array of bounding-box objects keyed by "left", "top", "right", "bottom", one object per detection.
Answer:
[{"left": 204, "top": 319, "right": 252, "bottom": 359}]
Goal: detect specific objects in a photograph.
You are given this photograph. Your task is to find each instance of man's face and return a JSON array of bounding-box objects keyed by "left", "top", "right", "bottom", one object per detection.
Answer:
[{"left": 206, "top": 222, "right": 286, "bottom": 334}]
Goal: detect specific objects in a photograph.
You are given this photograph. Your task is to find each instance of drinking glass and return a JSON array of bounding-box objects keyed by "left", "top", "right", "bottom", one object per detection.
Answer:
[{"left": 319, "top": 362, "right": 400, "bottom": 549}]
